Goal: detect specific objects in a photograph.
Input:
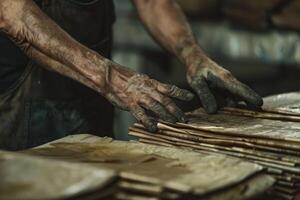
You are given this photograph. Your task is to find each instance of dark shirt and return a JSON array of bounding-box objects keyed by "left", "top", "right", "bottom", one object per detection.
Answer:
[
  {"left": 0, "top": 33, "right": 29, "bottom": 94},
  {"left": 67, "top": 0, "right": 101, "bottom": 4},
  {"left": 0, "top": 0, "right": 105, "bottom": 94}
]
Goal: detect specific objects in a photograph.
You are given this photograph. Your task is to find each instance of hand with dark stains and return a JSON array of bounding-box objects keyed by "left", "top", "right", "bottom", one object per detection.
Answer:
[
  {"left": 183, "top": 45, "right": 263, "bottom": 113},
  {"left": 0, "top": 0, "right": 262, "bottom": 132},
  {"left": 106, "top": 64, "right": 194, "bottom": 132},
  {"left": 133, "top": 0, "right": 263, "bottom": 113},
  {"left": 0, "top": 0, "right": 194, "bottom": 132}
]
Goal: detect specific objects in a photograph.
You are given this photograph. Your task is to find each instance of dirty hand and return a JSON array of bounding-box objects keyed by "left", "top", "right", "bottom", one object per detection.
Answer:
[
  {"left": 186, "top": 55, "right": 263, "bottom": 114},
  {"left": 106, "top": 64, "right": 194, "bottom": 132}
]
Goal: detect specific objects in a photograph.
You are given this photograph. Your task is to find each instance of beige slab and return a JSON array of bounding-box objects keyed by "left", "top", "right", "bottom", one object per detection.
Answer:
[
  {"left": 23, "top": 134, "right": 265, "bottom": 197},
  {"left": 0, "top": 150, "right": 116, "bottom": 200}
]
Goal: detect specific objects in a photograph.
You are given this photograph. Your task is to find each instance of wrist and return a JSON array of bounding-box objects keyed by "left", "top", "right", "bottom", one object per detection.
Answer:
[
  {"left": 176, "top": 38, "right": 209, "bottom": 70},
  {"left": 104, "top": 62, "right": 135, "bottom": 92},
  {"left": 182, "top": 46, "right": 210, "bottom": 72}
]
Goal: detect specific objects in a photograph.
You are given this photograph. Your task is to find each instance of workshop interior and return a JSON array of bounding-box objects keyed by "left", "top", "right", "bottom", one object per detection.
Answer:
[{"left": 1, "top": 0, "right": 300, "bottom": 200}]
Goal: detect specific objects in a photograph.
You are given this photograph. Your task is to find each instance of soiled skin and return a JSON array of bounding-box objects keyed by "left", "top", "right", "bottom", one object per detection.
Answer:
[
  {"left": 134, "top": 0, "right": 263, "bottom": 113},
  {"left": 0, "top": 0, "right": 262, "bottom": 132}
]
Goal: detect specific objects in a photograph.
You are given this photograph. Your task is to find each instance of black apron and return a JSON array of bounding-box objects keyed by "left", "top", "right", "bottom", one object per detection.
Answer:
[{"left": 0, "top": 0, "right": 115, "bottom": 150}]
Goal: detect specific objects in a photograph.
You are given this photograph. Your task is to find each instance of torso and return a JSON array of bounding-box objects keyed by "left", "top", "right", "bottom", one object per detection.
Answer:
[{"left": 0, "top": 0, "right": 116, "bottom": 150}]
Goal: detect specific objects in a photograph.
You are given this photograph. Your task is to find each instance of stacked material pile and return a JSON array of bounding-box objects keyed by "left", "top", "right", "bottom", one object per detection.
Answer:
[
  {"left": 129, "top": 93, "right": 300, "bottom": 200},
  {"left": 0, "top": 150, "right": 118, "bottom": 200},
  {"left": 20, "top": 134, "right": 274, "bottom": 200}
]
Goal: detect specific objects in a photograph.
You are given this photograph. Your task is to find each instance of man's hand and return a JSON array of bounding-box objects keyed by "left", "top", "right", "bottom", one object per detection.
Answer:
[
  {"left": 133, "top": 0, "right": 263, "bottom": 114},
  {"left": 0, "top": 0, "right": 194, "bottom": 132},
  {"left": 106, "top": 64, "right": 194, "bottom": 132},
  {"left": 185, "top": 48, "right": 263, "bottom": 113}
]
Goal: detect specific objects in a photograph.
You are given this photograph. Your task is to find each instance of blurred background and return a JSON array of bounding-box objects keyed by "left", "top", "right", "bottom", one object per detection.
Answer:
[{"left": 112, "top": 0, "right": 300, "bottom": 140}]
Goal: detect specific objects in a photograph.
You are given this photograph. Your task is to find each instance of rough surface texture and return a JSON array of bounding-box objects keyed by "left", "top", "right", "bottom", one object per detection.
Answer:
[
  {"left": 263, "top": 92, "right": 300, "bottom": 116},
  {"left": 0, "top": 150, "right": 117, "bottom": 200},
  {"left": 20, "top": 134, "right": 274, "bottom": 199},
  {"left": 130, "top": 92, "right": 300, "bottom": 200}
]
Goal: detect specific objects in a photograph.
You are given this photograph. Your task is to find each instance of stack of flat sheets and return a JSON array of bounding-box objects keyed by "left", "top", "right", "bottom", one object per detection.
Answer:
[
  {"left": 18, "top": 134, "right": 274, "bottom": 200},
  {"left": 129, "top": 92, "right": 300, "bottom": 200},
  {"left": 0, "top": 150, "right": 118, "bottom": 200}
]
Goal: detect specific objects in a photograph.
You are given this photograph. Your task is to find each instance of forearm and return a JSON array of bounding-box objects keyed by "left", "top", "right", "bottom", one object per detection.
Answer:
[
  {"left": 0, "top": 0, "right": 111, "bottom": 93},
  {"left": 0, "top": 0, "right": 197, "bottom": 131},
  {"left": 133, "top": 0, "right": 209, "bottom": 67},
  {"left": 29, "top": 47, "right": 101, "bottom": 93}
]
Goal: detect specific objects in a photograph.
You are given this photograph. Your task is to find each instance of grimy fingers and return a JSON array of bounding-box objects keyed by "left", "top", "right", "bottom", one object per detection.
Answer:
[
  {"left": 130, "top": 105, "right": 157, "bottom": 132},
  {"left": 207, "top": 72, "right": 263, "bottom": 107},
  {"left": 152, "top": 92, "right": 187, "bottom": 123},
  {"left": 139, "top": 98, "right": 177, "bottom": 124},
  {"left": 156, "top": 83, "right": 194, "bottom": 101},
  {"left": 213, "top": 90, "right": 237, "bottom": 108},
  {"left": 191, "top": 76, "right": 217, "bottom": 114}
]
